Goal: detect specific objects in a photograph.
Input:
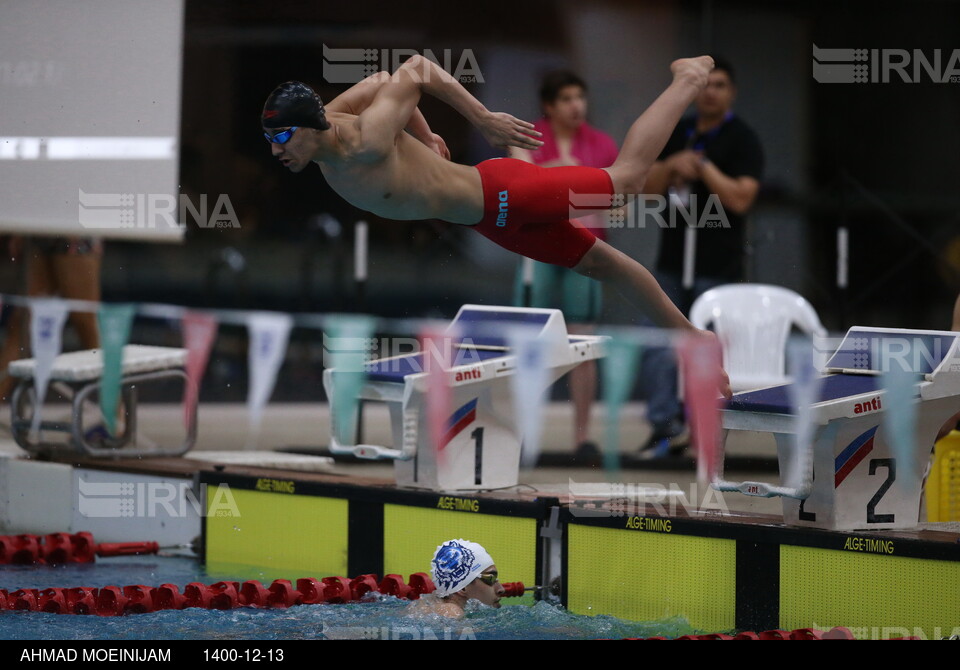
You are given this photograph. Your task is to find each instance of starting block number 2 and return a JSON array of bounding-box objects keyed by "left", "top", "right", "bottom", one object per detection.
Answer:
[
  {"left": 798, "top": 458, "right": 897, "bottom": 524},
  {"left": 866, "top": 459, "right": 896, "bottom": 524}
]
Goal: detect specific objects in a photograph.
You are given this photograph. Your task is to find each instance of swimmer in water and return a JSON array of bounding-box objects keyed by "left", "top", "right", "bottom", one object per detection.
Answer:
[
  {"left": 262, "top": 56, "right": 731, "bottom": 398},
  {"left": 409, "top": 539, "right": 504, "bottom": 618}
]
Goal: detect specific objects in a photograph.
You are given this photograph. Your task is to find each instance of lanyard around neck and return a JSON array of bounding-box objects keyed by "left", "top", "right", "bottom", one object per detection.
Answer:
[{"left": 685, "top": 111, "right": 734, "bottom": 151}]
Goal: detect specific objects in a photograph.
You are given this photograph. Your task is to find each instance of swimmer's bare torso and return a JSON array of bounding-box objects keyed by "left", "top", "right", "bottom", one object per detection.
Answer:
[
  {"left": 268, "top": 54, "right": 543, "bottom": 225},
  {"left": 315, "top": 110, "right": 485, "bottom": 225}
]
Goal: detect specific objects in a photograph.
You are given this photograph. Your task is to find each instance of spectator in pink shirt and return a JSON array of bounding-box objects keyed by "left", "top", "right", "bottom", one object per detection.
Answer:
[{"left": 509, "top": 70, "right": 619, "bottom": 465}]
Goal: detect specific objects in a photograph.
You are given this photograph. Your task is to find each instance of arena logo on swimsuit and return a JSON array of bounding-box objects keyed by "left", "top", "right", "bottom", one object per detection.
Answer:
[{"left": 496, "top": 190, "right": 509, "bottom": 227}]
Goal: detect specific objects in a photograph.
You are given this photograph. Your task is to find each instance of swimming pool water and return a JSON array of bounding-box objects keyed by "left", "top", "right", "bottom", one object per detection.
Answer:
[{"left": 0, "top": 556, "right": 697, "bottom": 640}]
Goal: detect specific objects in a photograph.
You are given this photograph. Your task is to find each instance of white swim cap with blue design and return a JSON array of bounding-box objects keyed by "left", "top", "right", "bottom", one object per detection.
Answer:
[{"left": 431, "top": 539, "right": 495, "bottom": 597}]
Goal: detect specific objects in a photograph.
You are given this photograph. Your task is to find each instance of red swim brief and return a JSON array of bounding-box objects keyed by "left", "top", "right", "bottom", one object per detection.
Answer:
[{"left": 470, "top": 158, "right": 615, "bottom": 268}]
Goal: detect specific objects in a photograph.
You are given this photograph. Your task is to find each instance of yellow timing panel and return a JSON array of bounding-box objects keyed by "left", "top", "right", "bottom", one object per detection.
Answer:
[
  {"left": 781, "top": 545, "right": 960, "bottom": 639},
  {"left": 205, "top": 486, "right": 349, "bottom": 580},
  {"left": 567, "top": 524, "right": 736, "bottom": 631},
  {"left": 383, "top": 504, "right": 537, "bottom": 593}
]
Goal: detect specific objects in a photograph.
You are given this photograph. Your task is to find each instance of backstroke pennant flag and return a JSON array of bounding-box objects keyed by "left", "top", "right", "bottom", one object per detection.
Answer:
[
  {"left": 27, "top": 298, "right": 69, "bottom": 436},
  {"left": 678, "top": 333, "right": 724, "bottom": 486},
  {"left": 182, "top": 311, "right": 219, "bottom": 435},
  {"left": 508, "top": 325, "right": 550, "bottom": 468},
  {"left": 785, "top": 339, "right": 823, "bottom": 496},
  {"left": 97, "top": 303, "right": 136, "bottom": 436},
  {"left": 881, "top": 357, "right": 918, "bottom": 486},
  {"left": 325, "top": 314, "right": 375, "bottom": 446},
  {"left": 245, "top": 312, "right": 293, "bottom": 445},
  {"left": 419, "top": 323, "right": 455, "bottom": 465},
  {"left": 600, "top": 332, "right": 641, "bottom": 478}
]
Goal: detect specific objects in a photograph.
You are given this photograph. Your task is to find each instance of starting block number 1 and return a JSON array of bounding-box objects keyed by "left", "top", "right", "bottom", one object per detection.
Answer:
[{"left": 471, "top": 427, "right": 484, "bottom": 486}]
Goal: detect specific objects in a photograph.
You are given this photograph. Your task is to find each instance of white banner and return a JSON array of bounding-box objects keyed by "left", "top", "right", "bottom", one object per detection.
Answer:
[
  {"left": 245, "top": 312, "right": 293, "bottom": 444},
  {"left": 28, "top": 298, "right": 69, "bottom": 435},
  {"left": 786, "top": 340, "right": 823, "bottom": 495},
  {"left": 509, "top": 326, "right": 549, "bottom": 468},
  {"left": 881, "top": 362, "right": 918, "bottom": 484}
]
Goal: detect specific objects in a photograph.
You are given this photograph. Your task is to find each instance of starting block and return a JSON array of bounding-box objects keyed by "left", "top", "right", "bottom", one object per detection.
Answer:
[
  {"left": 8, "top": 345, "right": 197, "bottom": 458},
  {"left": 324, "top": 305, "right": 605, "bottom": 491},
  {"left": 717, "top": 327, "right": 960, "bottom": 530}
]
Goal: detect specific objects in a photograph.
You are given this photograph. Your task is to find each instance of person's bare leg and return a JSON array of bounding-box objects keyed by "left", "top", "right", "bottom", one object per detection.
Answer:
[
  {"left": 573, "top": 239, "right": 731, "bottom": 398},
  {"left": 568, "top": 323, "right": 597, "bottom": 446},
  {"left": 49, "top": 250, "right": 122, "bottom": 435},
  {"left": 0, "top": 307, "right": 27, "bottom": 402},
  {"left": 51, "top": 252, "right": 101, "bottom": 349},
  {"left": 0, "top": 250, "right": 60, "bottom": 401},
  {"left": 603, "top": 57, "right": 713, "bottom": 195},
  {"left": 573, "top": 239, "right": 694, "bottom": 331}
]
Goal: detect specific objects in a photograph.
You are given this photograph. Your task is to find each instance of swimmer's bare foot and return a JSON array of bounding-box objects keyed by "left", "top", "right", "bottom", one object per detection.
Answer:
[{"left": 670, "top": 56, "right": 714, "bottom": 90}]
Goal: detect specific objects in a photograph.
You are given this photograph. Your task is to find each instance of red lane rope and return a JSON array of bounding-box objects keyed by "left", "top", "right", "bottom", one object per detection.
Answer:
[
  {"left": 0, "top": 572, "right": 448, "bottom": 615},
  {"left": 632, "top": 627, "right": 918, "bottom": 640},
  {"left": 0, "top": 533, "right": 159, "bottom": 565},
  {"left": 0, "top": 579, "right": 892, "bottom": 638}
]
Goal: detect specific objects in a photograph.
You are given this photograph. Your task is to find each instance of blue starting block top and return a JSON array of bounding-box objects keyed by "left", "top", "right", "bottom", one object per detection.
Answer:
[
  {"left": 726, "top": 374, "right": 883, "bottom": 415},
  {"left": 825, "top": 328, "right": 957, "bottom": 375},
  {"left": 365, "top": 348, "right": 506, "bottom": 383},
  {"left": 362, "top": 308, "right": 566, "bottom": 383},
  {"left": 454, "top": 308, "right": 551, "bottom": 328},
  {"left": 452, "top": 308, "right": 551, "bottom": 349}
]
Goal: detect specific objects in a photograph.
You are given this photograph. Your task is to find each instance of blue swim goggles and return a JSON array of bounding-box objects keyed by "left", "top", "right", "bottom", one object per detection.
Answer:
[{"left": 264, "top": 127, "right": 298, "bottom": 144}]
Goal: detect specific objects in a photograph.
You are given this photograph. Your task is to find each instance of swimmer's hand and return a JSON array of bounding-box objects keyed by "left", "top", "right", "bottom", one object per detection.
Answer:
[
  {"left": 427, "top": 133, "right": 451, "bottom": 160},
  {"left": 700, "top": 330, "right": 733, "bottom": 400},
  {"left": 479, "top": 111, "right": 544, "bottom": 151},
  {"left": 696, "top": 329, "right": 732, "bottom": 400},
  {"left": 718, "top": 365, "right": 733, "bottom": 401}
]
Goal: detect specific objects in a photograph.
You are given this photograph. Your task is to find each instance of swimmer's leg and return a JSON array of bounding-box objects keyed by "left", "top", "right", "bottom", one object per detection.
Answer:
[
  {"left": 572, "top": 239, "right": 693, "bottom": 331},
  {"left": 574, "top": 239, "right": 731, "bottom": 397},
  {"left": 603, "top": 57, "right": 712, "bottom": 195},
  {"left": 568, "top": 322, "right": 598, "bottom": 447}
]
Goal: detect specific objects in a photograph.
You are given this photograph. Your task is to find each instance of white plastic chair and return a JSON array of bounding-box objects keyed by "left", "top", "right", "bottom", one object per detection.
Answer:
[{"left": 690, "top": 284, "right": 826, "bottom": 392}]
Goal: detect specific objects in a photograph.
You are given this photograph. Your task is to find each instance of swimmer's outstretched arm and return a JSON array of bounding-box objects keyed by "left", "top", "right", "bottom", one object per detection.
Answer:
[
  {"left": 405, "top": 54, "right": 543, "bottom": 150},
  {"left": 326, "top": 71, "right": 437, "bottom": 146},
  {"left": 356, "top": 54, "right": 542, "bottom": 157}
]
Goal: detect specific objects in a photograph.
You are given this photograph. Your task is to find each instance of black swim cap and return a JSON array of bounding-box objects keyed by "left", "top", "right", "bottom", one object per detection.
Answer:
[{"left": 262, "top": 81, "right": 331, "bottom": 130}]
